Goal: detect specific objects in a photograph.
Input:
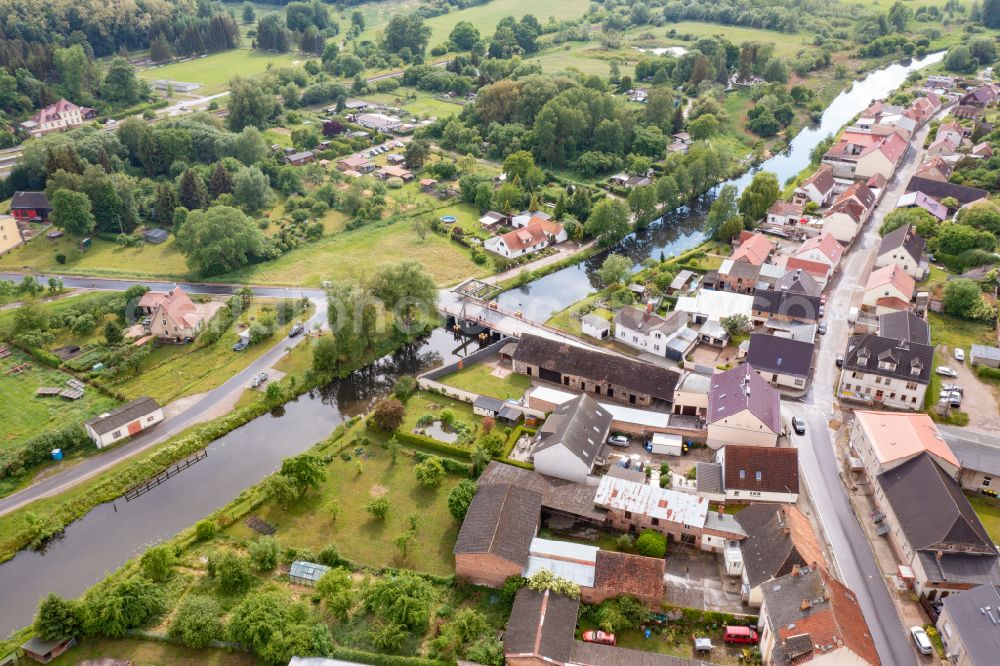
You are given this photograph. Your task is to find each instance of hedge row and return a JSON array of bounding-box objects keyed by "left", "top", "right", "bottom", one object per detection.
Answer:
[
  {"left": 0, "top": 425, "right": 92, "bottom": 481},
  {"left": 412, "top": 451, "right": 472, "bottom": 477},
  {"left": 977, "top": 365, "right": 1000, "bottom": 381},
  {"left": 392, "top": 431, "right": 472, "bottom": 459}
]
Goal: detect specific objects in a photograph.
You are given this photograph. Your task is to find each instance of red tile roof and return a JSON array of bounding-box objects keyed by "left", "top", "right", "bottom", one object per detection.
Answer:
[
  {"left": 866, "top": 264, "right": 915, "bottom": 297},
  {"left": 732, "top": 233, "right": 775, "bottom": 266},
  {"left": 593, "top": 550, "right": 665, "bottom": 599},
  {"left": 724, "top": 445, "right": 799, "bottom": 494},
  {"left": 784, "top": 257, "right": 830, "bottom": 279},
  {"left": 796, "top": 233, "right": 844, "bottom": 265}
]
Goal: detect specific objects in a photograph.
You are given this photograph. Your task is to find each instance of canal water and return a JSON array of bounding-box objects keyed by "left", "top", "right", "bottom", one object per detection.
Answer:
[
  {"left": 497, "top": 51, "right": 946, "bottom": 322},
  {"left": 0, "top": 327, "right": 484, "bottom": 637}
]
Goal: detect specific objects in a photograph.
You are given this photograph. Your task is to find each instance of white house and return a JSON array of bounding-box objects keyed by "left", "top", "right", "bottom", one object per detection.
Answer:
[
  {"left": 719, "top": 444, "right": 800, "bottom": 504},
  {"left": 862, "top": 264, "right": 915, "bottom": 311},
  {"left": 875, "top": 223, "right": 926, "bottom": 280},
  {"left": 20, "top": 99, "right": 95, "bottom": 138},
  {"left": 612, "top": 307, "right": 687, "bottom": 357},
  {"left": 793, "top": 232, "right": 844, "bottom": 271},
  {"left": 706, "top": 365, "right": 781, "bottom": 449},
  {"left": 483, "top": 218, "right": 566, "bottom": 259},
  {"left": 792, "top": 165, "right": 836, "bottom": 207},
  {"left": 530, "top": 395, "right": 612, "bottom": 483},
  {"left": 84, "top": 397, "right": 164, "bottom": 448}
]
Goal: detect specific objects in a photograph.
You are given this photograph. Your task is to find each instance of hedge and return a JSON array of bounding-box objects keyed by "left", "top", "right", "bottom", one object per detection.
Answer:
[
  {"left": 326, "top": 647, "right": 446, "bottom": 666},
  {"left": 503, "top": 426, "right": 536, "bottom": 459},
  {"left": 392, "top": 431, "right": 472, "bottom": 459},
  {"left": 977, "top": 365, "right": 1000, "bottom": 381},
  {"left": 0, "top": 425, "right": 92, "bottom": 480},
  {"left": 500, "top": 458, "right": 534, "bottom": 471},
  {"left": 412, "top": 451, "right": 473, "bottom": 477}
]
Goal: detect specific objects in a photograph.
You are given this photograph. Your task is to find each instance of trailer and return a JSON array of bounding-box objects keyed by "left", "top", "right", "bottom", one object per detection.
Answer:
[{"left": 645, "top": 432, "right": 683, "bottom": 456}]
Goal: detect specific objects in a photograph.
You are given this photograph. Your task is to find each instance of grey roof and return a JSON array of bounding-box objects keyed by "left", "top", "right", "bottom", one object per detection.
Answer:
[
  {"left": 21, "top": 637, "right": 69, "bottom": 655},
  {"left": 774, "top": 269, "right": 822, "bottom": 297},
  {"left": 10, "top": 191, "right": 51, "bottom": 210},
  {"left": 614, "top": 307, "right": 686, "bottom": 336},
  {"left": 906, "top": 176, "right": 988, "bottom": 206},
  {"left": 535, "top": 394, "right": 613, "bottom": 468},
  {"left": 478, "top": 461, "right": 606, "bottom": 522},
  {"left": 474, "top": 395, "right": 504, "bottom": 413},
  {"left": 289, "top": 658, "right": 375, "bottom": 666},
  {"left": 670, "top": 270, "right": 695, "bottom": 291},
  {"left": 677, "top": 371, "right": 711, "bottom": 395},
  {"left": 918, "top": 549, "right": 1000, "bottom": 587},
  {"left": 704, "top": 510, "right": 746, "bottom": 537},
  {"left": 84, "top": 397, "right": 161, "bottom": 435},
  {"left": 721, "top": 259, "right": 761, "bottom": 280},
  {"left": 752, "top": 290, "right": 821, "bottom": 321},
  {"left": 940, "top": 426, "right": 1000, "bottom": 477},
  {"left": 879, "top": 223, "right": 926, "bottom": 262},
  {"left": 504, "top": 588, "right": 579, "bottom": 662},
  {"left": 581, "top": 313, "right": 610, "bottom": 330},
  {"left": 142, "top": 228, "right": 169, "bottom": 243},
  {"left": 453, "top": 483, "right": 541, "bottom": 565},
  {"left": 570, "top": 641, "right": 726, "bottom": 666},
  {"left": 878, "top": 453, "right": 996, "bottom": 554},
  {"left": 696, "top": 462, "right": 723, "bottom": 494},
  {"left": 971, "top": 344, "right": 1000, "bottom": 361},
  {"left": 760, "top": 566, "right": 827, "bottom": 633},
  {"left": 607, "top": 465, "right": 648, "bottom": 484},
  {"left": 735, "top": 505, "right": 811, "bottom": 588},
  {"left": 878, "top": 311, "right": 930, "bottom": 345},
  {"left": 746, "top": 333, "right": 814, "bottom": 379},
  {"left": 285, "top": 150, "right": 314, "bottom": 161},
  {"left": 939, "top": 584, "right": 1000, "bottom": 664},
  {"left": 289, "top": 560, "right": 330, "bottom": 582},
  {"left": 707, "top": 365, "right": 781, "bottom": 433},
  {"left": 841, "top": 333, "right": 933, "bottom": 385}
]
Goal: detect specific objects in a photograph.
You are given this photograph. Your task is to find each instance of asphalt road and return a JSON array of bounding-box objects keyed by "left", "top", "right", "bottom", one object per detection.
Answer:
[
  {"left": 0, "top": 274, "right": 327, "bottom": 516},
  {"left": 782, "top": 110, "right": 946, "bottom": 666}
]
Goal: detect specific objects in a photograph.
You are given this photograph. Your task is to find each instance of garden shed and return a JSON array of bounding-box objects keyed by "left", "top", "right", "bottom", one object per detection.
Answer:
[
  {"left": 143, "top": 228, "right": 168, "bottom": 244},
  {"left": 289, "top": 560, "right": 329, "bottom": 587},
  {"left": 970, "top": 345, "right": 1000, "bottom": 368}
]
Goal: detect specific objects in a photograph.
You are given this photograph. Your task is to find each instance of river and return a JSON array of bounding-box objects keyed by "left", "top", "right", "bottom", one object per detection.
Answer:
[
  {"left": 0, "top": 327, "right": 485, "bottom": 637},
  {"left": 497, "top": 51, "right": 946, "bottom": 321}
]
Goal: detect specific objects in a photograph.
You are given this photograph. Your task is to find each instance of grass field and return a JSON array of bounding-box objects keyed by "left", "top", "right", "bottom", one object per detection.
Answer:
[
  {"left": 928, "top": 311, "right": 997, "bottom": 353},
  {"left": 439, "top": 361, "right": 532, "bottom": 400},
  {"left": 401, "top": 390, "right": 480, "bottom": 440},
  {"left": 0, "top": 347, "right": 120, "bottom": 450},
  {"left": 0, "top": 233, "right": 190, "bottom": 279},
  {"left": 48, "top": 637, "right": 258, "bottom": 666},
  {"left": 227, "top": 425, "right": 463, "bottom": 576},
  {"left": 968, "top": 492, "right": 1000, "bottom": 544},
  {"left": 137, "top": 49, "right": 304, "bottom": 95}
]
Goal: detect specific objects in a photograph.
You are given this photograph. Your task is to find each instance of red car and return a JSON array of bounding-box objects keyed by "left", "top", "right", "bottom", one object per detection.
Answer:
[
  {"left": 723, "top": 626, "right": 759, "bottom": 644},
  {"left": 582, "top": 630, "right": 616, "bottom": 646}
]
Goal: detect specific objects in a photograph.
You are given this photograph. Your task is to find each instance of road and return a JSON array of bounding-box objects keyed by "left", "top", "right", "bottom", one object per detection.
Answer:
[
  {"left": 157, "top": 91, "right": 231, "bottom": 116},
  {"left": 783, "top": 111, "right": 944, "bottom": 666},
  {"left": 0, "top": 273, "right": 327, "bottom": 517}
]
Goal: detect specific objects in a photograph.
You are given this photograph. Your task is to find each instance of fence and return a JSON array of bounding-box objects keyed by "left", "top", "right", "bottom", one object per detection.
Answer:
[{"left": 420, "top": 337, "right": 511, "bottom": 381}]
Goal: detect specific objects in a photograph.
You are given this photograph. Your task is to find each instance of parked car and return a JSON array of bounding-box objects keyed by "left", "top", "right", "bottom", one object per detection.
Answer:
[
  {"left": 909, "top": 626, "right": 933, "bottom": 655},
  {"left": 791, "top": 417, "right": 806, "bottom": 435},
  {"left": 954, "top": 347, "right": 965, "bottom": 362},
  {"left": 257, "top": 372, "right": 268, "bottom": 383},
  {"left": 634, "top": 460, "right": 645, "bottom": 473},
  {"left": 723, "top": 626, "right": 759, "bottom": 645},
  {"left": 942, "top": 384, "right": 964, "bottom": 396},
  {"left": 818, "top": 322, "right": 827, "bottom": 335},
  {"left": 233, "top": 339, "right": 248, "bottom": 352},
  {"left": 393, "top": 141, "right": 404, "bottom": 148},
  {"left": 582, "top": 631, "right": 616, "bottom": 646},
  {"left": 288, "top": 322, "right": 305, "bottom": 337},
  {"left": 818, "top": 305, "right": 825, "bottom": 318},
  {"left": 608, "top": 435, "right": 629, "bottom": 448},
  {"left": 836, "top": 354, "right": 844, "bottom": 367},
  {"left": 936, "top": 366, "right": 959, "bottom": 378},
  {"left": 616, "top": 457, "right": 632, "bottom": 469}
]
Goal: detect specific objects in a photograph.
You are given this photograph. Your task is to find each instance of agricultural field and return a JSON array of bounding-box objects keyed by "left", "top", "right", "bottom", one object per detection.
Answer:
[
  {"left": 0, "top": 347, "right": 120, "bottom": 450},
  {"left": 137, "top": 49, "right": 304, "bottom": 95}
]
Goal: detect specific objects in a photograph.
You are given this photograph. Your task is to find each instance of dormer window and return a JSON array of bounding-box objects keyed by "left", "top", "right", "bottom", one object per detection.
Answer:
[{"left": 879, "top": 360, "right": 896, "bottom": 371}]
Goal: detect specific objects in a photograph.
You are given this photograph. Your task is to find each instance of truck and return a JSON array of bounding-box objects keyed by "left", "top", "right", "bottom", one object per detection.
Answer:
[{"left": 644, "top": 432, "right": 683, "bottom": 456}]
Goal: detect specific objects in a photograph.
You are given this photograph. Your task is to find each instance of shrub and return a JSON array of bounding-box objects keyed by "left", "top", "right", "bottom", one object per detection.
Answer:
[
  {"left": 140, "top": 544, "right": 175, "bottom": 582},
  {"left": 372, "top": 398, "right": 406, "bottom": 432},
  {"left": 977, "top": 366, "right": 1000, "bottom": 381},
  {"left": 365, "top": 496, "right": 391, "bottom": 519},
  {"left": 447, "top": 479, "right": 477, "bottom": 521},
  {"left": 194, "top": 519, "right": 217, "bottom": 541},
  {"left": 393, "top": 375, "right": 417, "bottom": 400},
  {"left": 208, "top": 551, "right": 255, "bottom": 594},
  {"left": 168, "top": 595, "right": 224, "bottom": 648},
  {"left": 249, "top": 536, "right": 281, "bottom": 572},
  {"left": 635, "top": 530, "right": 667, "bottom": 558}
]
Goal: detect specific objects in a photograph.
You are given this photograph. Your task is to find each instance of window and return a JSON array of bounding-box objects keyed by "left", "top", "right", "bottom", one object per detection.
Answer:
[
  {"left": 112, "top": 430, "right": 122, "bottom": 439},
  {"left": 755, "top": 471, "right": 762, "bottom": 481},
  {"left": 147, "top": 415, "right": 155, "bottom": 422},
  {"left": 794, "top": 378, "right": 804, "bottom": 386},
  {"left": 739, "top": 469, "right": 746, "bottom": 479},
  {"left": 625, "top": 511, "right": 632, "bottom": 519},
  {"left": 652, "top": 518, "right": 659, "bottom": 526},
  {"left": 984, "top": 477, "right": 993, "bottom": 488},
  {"left": 906, "top": 382, "right": 918, "bottom": 390}
]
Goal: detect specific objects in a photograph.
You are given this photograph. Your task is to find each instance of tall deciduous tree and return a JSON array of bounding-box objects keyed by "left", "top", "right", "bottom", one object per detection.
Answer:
[
  {"left": 50, "top": 188, "right": 95, "bottom": 235},
  {"left": 34, "top": 594, "right": 82, "bottom": 640},
  {"left": 174, "top": 206, "right": 265, "bottom": 277},
  {"left": 585, "top": 198, "right": 630, "bottom": 247},
  {"left": 232, "top": 165, "right": 271, "bottom": 212},
  {"left": 227, "top": 76, "right": 273, "bottom": 132},
  {"left": 737, "top": 171, "right": 780, "bottom": 222},
  {"left": 369, "top": 260, "right": 437, "bottom": 327}
]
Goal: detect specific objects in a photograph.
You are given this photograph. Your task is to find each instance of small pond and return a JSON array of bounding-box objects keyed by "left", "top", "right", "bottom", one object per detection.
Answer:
[{"left": 414, "top": 420, "right": 460, "bottom": 443}]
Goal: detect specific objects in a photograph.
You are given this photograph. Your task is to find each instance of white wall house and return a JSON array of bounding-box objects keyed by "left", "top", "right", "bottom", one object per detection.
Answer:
[
  {"left": 84, "top": 397, "right": 164, "bottom": 448},
  {"left": 612, "top": 307, "right": 686, "bottom": 357}
]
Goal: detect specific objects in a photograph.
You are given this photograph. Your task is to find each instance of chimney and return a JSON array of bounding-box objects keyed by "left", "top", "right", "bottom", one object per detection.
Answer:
[
  {"left": 801, "top": 599, "right": 811, "bottom": 611},
  {"left": 718, "top": 505, "right": 725, "bottom": 517},
  {"left": 783, "top": 526, "right": 791, "bottom": 536},
  {"left": 792, "top": 564, "right": 801, "bottom": 577},
  {"left": 646, "top": 300, "right": 654, "bottom": 314}
]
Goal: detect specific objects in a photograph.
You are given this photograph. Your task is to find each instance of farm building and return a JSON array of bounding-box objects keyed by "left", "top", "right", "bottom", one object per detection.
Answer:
[
  {"left": 83, "top": 397, "right": 163, "bottom": 448},
  {"left": 289, "top": 561, "right": 330, "bottom": 587}
]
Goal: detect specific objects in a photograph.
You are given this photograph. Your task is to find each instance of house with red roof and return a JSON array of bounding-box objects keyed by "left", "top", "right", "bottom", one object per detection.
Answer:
[
  {"left": 484, "top": 217, "right": 566, "bottom": 259},
  {"left": 915, "top": 156, "right": 953, "bottom": 182},
  {"left": 820, "top": 182, "right": 876, "bottom": 243},
  {"left": 138, "top": 285, "right": 224, "bottom": 342},
  {"left": 926, "top": 136, "right": 958, "bottom": 157},
  {"left": 19, "top": 99, "right": 96, "bottom": 138},
  {"left": 972, "top": 141, "right": 993, "bottom": 158},
  {"left": 823, "top": 130, "right": 908, "bottom": 181},
  {"left": 794, "top": 232, "right": 844, "bottom": 270},
  {"left": 731, "top": 232, "right": 775, "bottom": 266},
  {"left": 781, "top": 256, "right": 831, "bottom": 288},
  {"left": 792, "top": 165, "right": 836, "bottom": 208},
  {"left": 863, "top": 264, "right": 915, "bottom": 312}
]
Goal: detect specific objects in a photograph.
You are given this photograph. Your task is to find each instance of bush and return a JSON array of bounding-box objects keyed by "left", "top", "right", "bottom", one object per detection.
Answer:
[
  {"left": 249, "top": 536, "right": 281, "bottom": 572},
  {"left": 372, "top": 398, "right": 406, "bottom": 432},
  {"left": 365, "top": 496, "right": 391, "bottom": 519},
  {"left": 194, "top": 519, "right": 217, "bottom": 541},
  {"left": 168, "top": 595, "right": 224, "bottom": 648},
  {"left": 140, "top": 545, "right": 175, "bottom": 582},
  {"left": 208, "top": 551, "right": 254, "bottom": 594},
  {"left": 977, "top": 365, "right": 1000, "bottom": 381},
  {"left": 447, "top": 479, "right": 477, "bottom": 521},
  {"left": 393, "top": 375, "right": 417, "bottom": 400},
  {"left": 635, "top": 530, "right": 667, "bottom": 558}
]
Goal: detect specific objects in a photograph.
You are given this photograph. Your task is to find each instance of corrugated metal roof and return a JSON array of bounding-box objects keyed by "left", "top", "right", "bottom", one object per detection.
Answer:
[
  {"left": 525, "top": 537, "right": 598, "bottom": 587},
  {"left": 595, "top": 475, "right": 708, "bottom": 527}
]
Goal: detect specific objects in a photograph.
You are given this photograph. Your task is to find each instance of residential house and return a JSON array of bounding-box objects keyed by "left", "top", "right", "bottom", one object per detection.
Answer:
[
  {"left": 335, "top": 155, "right": 375, "bottom": 172},
  {"left": 720, "top": 444, "right": 800, "bottom": 504},
  {"left": 823, "top": 130, "right": 907, "bottom": 181},
  {"left": 937, "top": 121, "right": 966, "bottom": 147},
  {"left": 376, "top": 165, "right": 414, "bottom": 182},
  {"left": 419, "top": 178, "right": 438, "bottom": 191},
  {"left": 875, "top": 452, "right": 1000, "bottom": 600},
  {"left": 794, "top": 233, "right": 844, "bottom": 271},
  {"left": 0, "top": 215, "right": 24, "bottom": 255},
  {"left": 906, "top": 177, "right": 989, "bottom": 207},
  {"left": 530, "top": 395, "right": 612, "bottom": 483},
  {"left": 940, "top": 428, "right": 1000, "bottom": 493},
  {"left": 483, "top": 219, "right": 566, "bottom": 259},
  {"left": 453, "top": 483, "right": 542, "bottom": 587},
  {"left": 746, "top": 333, "right": 815, "bottom": 391},
  {"left": 915, "top": 157, "right": 954, "bottom": 182},
  {"left": 511, "top": 211, "right": 551, "bottom": 228},
  {"left": 927, "top": 136, "right": 959, "bottom": 157},
  {"left": 792, "top": 166, "right": 836, "bottom": 207},
  {"left": 774, "top": 268, "right": 821, "bottom": 297},
  {"left": 672, "top": 372, "right": 711, "bottom": 417},
  {"left": 511, "top": 333, "right": 681, "bottom": 407},
  {"left": 138, "top": 285, "right": 222, "bottom": 341},
  {"left": 478, "top": 461, "right": 608, "bottom": 525},
  {"left": 732, "top": 232, "right": 776, "bottom": 266},
  {"left": 837, "top": 329, "right": 933, "bottom": 410},
  {"left": 580, "top": 313, "right": 610, "bottom": 340},
  {"left": 782, "top": 256, "right": 832, "bottom": 288},
  {"left": 735, "top": 504, "right": 826, "bottom": 606},
  {"left": 970, "top": 345, "right": 1000, "bottom": 368},
  {"left": 84, "top": 397, "right": 164, "bottom": 448},
  {"left": 613, "top": 307, "right": 687, "bottom": 357},
  {"left": 848, "top": 411, "right": 959, "bottom": 487},
  {"left": 767, "top": 201, "right": 804, "bottom": 227},
  {"left": 674, "top": 289, "right": 755, "bottom": 346},
  {"left": 959, "top": 84, "right": 1000, "bottom": 107},
  {"left": 504, "top": 587, "right": 579, "bottom": 666},
  {"left": 972, "top": 141, "right": 993, "bottom": 158},
  {"left": 862, "top": 264, "right": 915, "bottom": 312},
  {"left": 706, "top": 365, "right": 782, "bottom": 449},
  {"left": 9, "top": 191, "right": 52, "bottom": 221},
  {"left": 752, "top": 290, "right": 822, "bottom": 326},
  {"left": 283, "top": 150, "right": 315, "bottom": 166},
  {"left": 20, "top": 99, "right": 95, "bottom": 137},
  {"left": 877, "top": 310, "right": 930, "bottom": 345},
  {"left": 717, "top": 259, "right": 761, "bottom": 294},
  {"left": 820, "top": 199, "right": 866, "bottom": 243},
  {"left": 355, "top": 113, "right": 401, "bottom": 132},
  {"left": 875, "top": 223, "right": 927, "bottom": 282},
  {"left": 758, "top": 566, "right": 880, "bottom": 666},
  {"left": 937, "top": 583, "right": 1000, "bottom": 666}
]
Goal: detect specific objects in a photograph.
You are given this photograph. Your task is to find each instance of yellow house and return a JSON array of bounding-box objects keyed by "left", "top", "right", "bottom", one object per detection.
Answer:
[{"left": 0, "top": 215, "right": 23, "bottom": 255}]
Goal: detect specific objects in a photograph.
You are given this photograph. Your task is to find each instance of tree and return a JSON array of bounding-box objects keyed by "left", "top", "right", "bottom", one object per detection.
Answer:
[
  {"left": 448, "top": 479, "right": 477, "bottom": 521},
  {"left": 585, "top": 199, "right": 630, "bottom": 247},
  {"left": 394, "top": 529, "right": 416, "bottom": 560},
  {"left": 169, "top": 595, "right": 224, "bottom": 649},
  {"left": 879, "top": 207, "right": 935, "bottom": 237},
  {"left": 365, "top": 496, "right": 391, "bottom": 519},
  {"left": 372, "top": 398, "right": 406, "bottom": 432},
  {"left": 763, "top": 58, "right": 788, "bottom": 84},
  {"left": 945, "top": 45, "right": 973, "bottom": 73},
  {"left": 85, "top": 577, "right": 167, "bottom": 638},
  {"left": 262, "top": 473, "right": 299, "bottom": 508},
  {"left": 177, "top": 169, "right": 208, "bottom": 210},
  {"left": 194, "top": 519, "right": 216, "bottom": 541},
  {"left": 414, "top": 457, "right": 446, "bottom": 487},
  {"left": 721, "top": 314, "right": 752, "bottom": 337},
  {"left": 54, "top": 44, "right": 96, "bottom": 101},
  {"left": 738, "top": 171, "right": 780, "bottom": 222},
  {"left": 174, "top": 206, "right": 265, "bottom": 277},
  {"left": 34, "top": 594, "right": 82, "bottom": 641},
  {"left": 369, "top": 260, "right": 437, "bottom": 327},
  {"left": 154, "top": 182, "right": 178, "bottom": 227},
  {"left": 688, "top": 114, "right": 720, "bottom": 140},
  {"left": 104, "top": 320, "right": 124, "bottom": 345},
  {"left": 232, "top": 165, "right": 271, "bottom": 212},
  {"left": 280, "top": 453, "right": 326, "bottom": 495},
  {"left": 227, "top": 591, "right": 293, "bottom": 653},
  {"left": 208, "top": 551, "right": 254, "bottom": 594},
  {"left": 208, "top": 162, "right": 234, "bottom": 197},
  {"left": 101, "top": 57, "right": 143, "bottom": 106},
  {"left": 227, "top": 76, "right": 273, "bottom": 131},
  {"left": 316, "top": 567, "right": 354, "bottom": 620},
  {"left": 242, "top": 2, "right": 256, "bottom": 23},
  {"left": 635, "top": 529, "right": 667, "bottom": 558},
  {"left": 234, "top": 127, "right": 268, "bottom": 166},
  {"left": 704, "top": 184, "right": 739, "bottom": 239},
  {"left": 381, "top": 14, "right": 432, "bottom": 57},
  {"left": 627, "top": 185, "right": 658, "bottom": 227},
  {"left": 887, "top": 1, "right": 912, "bottom": 31},
  {"left": 597, "top": 254, "right": 633, "bottom": 286},
  {"left": 363, "top": 572, "right": 435, "bottom": 630},
  {"left": 312, "top": 335, "right": 338, "bottom": 373},
  {"left": 327, "top": 278, "right": 378, "bottom": 365},
  {"left": 140, "top": 545, "right": 174, "bottom": 582},
  {"left": 450, "top": 21, "right": 481, "bottom": 51},
  {"left": 404, "top": 138, "right": 430, "bottom": 169},
  {"left": 249, "top": 537, "right": 281, "bottom": 572},
  {"left": 50, "top": 189, "right": 95, "bottom": 235},
  {"left": 943, "top": 279, "right": 985, "bottom": 319},
  {"left": 503, "top": 151, "right": 543, "bottom": 191}
]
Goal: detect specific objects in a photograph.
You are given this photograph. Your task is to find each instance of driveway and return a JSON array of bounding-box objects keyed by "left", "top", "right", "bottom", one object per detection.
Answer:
[
  {"left": 663, "top": 543, "right": 751, "bottom": 614},
  {"left": 936, "top": 345, "right": 1000, "bottom": 432}
]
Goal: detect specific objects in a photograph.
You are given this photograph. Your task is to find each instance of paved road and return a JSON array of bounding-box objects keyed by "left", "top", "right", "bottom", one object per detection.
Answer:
[
  {"left": 0, "top": 274, "right": 327, "bottom": 516},
  {"left": 783, "top": 111, "right": 945, "bottom": 666}
]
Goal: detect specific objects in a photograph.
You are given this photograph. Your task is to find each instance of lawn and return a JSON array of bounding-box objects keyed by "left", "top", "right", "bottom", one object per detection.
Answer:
[
  {"left": 48, "top": 637, "right": 258, "bottom": 666},
  {"left": 0, "top": 347, "right": 120, "bottom": 450},
  {"left": 137, "top": 49, "right": 304, "bottom": 95},
  {"left": 224, "top": 217, "right": 489, "bottom": 287},
  {"left": 227, "top": 425, "right": 464, "bottom": 576},
  {"left": 927, "top": 311, "right": 997, "bottom": 353},
  {"left": 660, "top": 22, "right": 821, "bottom": 59},
  {"left": 0, "top": 234, "right": 190, "bottom": 279},
  {"left": 438, "top": 360, "right": 531, "bottom": 400},
  {"left": 401, "top": 390, "right": 481, "bottom": 441},
  {"left": 967, "top": 492, "right": 1000, "bottom": 544},
  {"left": 362, "top": 88, "right": 466, "bottom": 119}
]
